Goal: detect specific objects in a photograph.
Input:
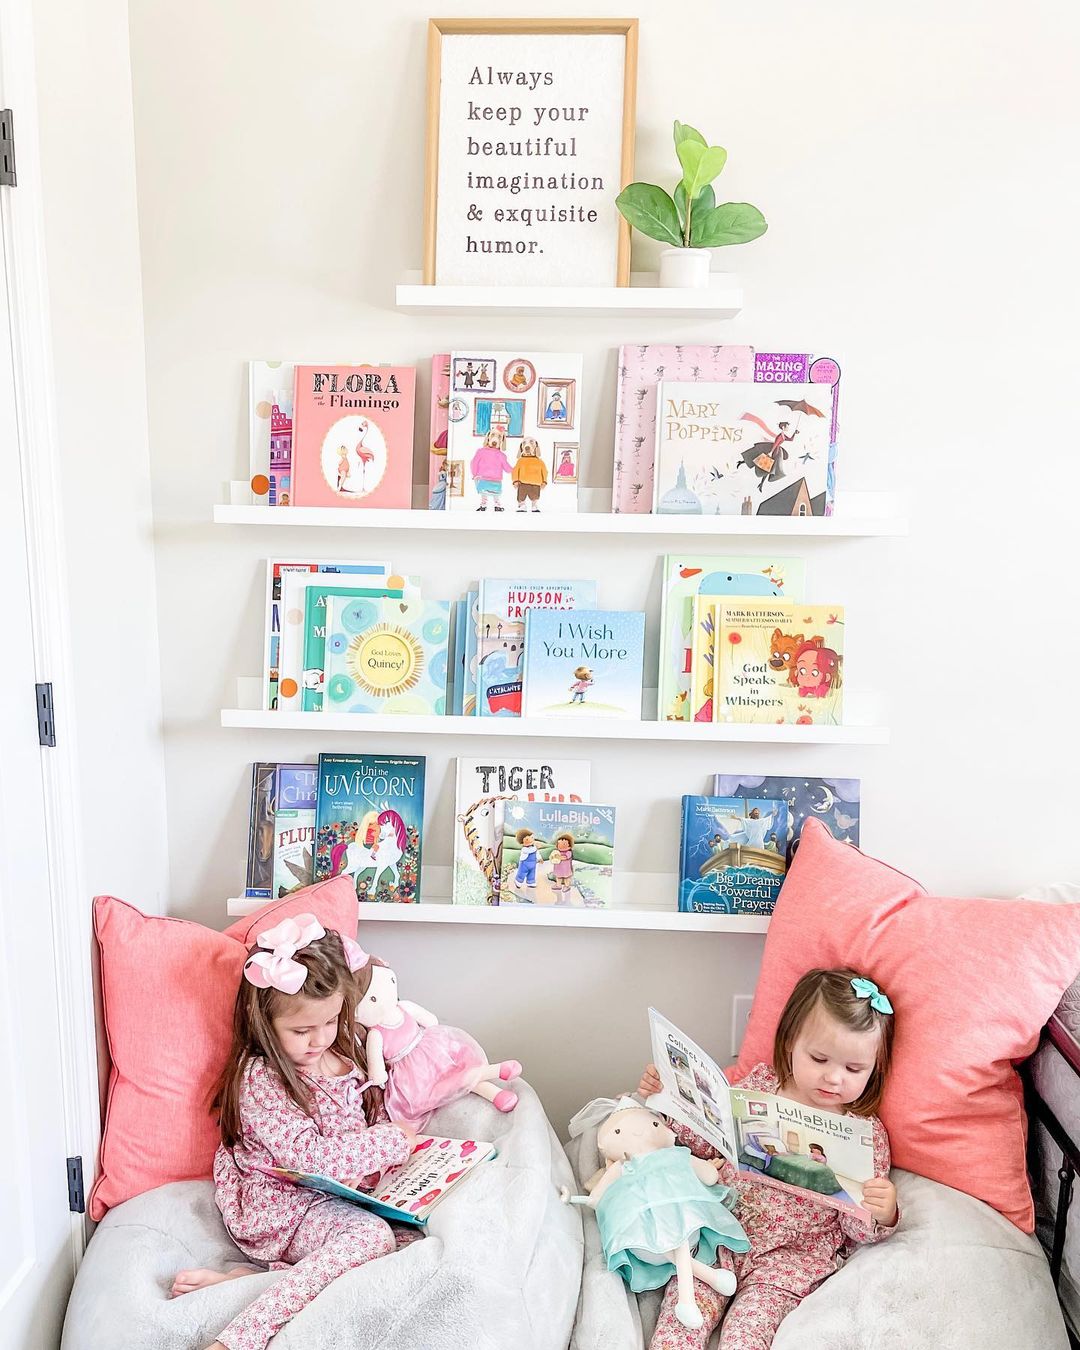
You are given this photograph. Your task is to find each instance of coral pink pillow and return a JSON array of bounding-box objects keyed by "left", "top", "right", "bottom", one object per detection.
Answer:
[
  {"left": 90, "top": 877, "right": 358, "bottom": 1219},
  {"left": 734, "top": 820, "right": 1080, "bottom": 1232}
]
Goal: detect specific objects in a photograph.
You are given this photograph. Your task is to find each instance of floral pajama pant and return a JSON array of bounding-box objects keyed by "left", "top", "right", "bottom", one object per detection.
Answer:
[
  {"left": 217, "top": 1199, "right": 398, "bottom": 1350},
  {"left": 650, "top": 1265, "right": 801, "bottom": 1350}
]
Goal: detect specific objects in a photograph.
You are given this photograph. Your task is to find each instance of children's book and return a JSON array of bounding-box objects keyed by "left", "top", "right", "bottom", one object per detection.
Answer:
[
  {"left": 248, "top": 361, "right": 295, "bottom": 505},
  {"left": 462, "top": 589, "right": 480, "bottom": 716},
  {"left": 449, "top": 598, "right": 467, "bottom": 715},
  {"left": 291, "top": 364, "right": 416, "bottom": 510},
  {"left": 475, "top": 579, "right": 598, "bottom": 718},
  {"left": 710, "top": 775, "right": 861, "bottom": 866},
  {"left": 611, "top": 344, "right": 755, "bottom": 514},
  {"left": 689, "top": 597, "right": 719, "bottom": 724},
  {"left": 656, "top": 554, "right": 805, "bottom": 724},
  {"left": 646, "top": 1008, "right": 875, "bottom": 1222},
  {"left": 267, "top": 1135, "right": 496, "bottom": 1227},
  {"left": 653, "top": 372, "right": 839, "bottom": 518},
  {"left": 320, "top": 594, "right": 450, "bottom": 716},
  {"left": 263, "top": 559, "right": 390, "bottom": 710},
  {"left": 521, "top": 609, "right": 645, "bottom": 721},
  {"left": 715, "top": 601, "right": 845, "bottom": 726},
  {"left": 444, "top": 352, "right": 583, "bottom": 515},
  {"left": 245, "top": 762, "right": 318, "bottom": 898},
  {"left": 296, "top": 576, "right": 419, "bottom": 713},
  {"left": 428, "top": 353, "right": 451, "bottom": 509},
  {"left": 314, "top": 754, "right": 425, "bottom": 902},
  {"left": 452, "top": 757, "right": 591, "bottom": 906},
  {"left": 499, "top": 800, "right": 616, "bottom": 909},
  {"left": 678, "top": 795, "right": 791, "bottom": 915}
]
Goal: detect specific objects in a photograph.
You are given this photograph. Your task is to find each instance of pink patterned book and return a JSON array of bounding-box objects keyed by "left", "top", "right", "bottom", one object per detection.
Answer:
[
  {"left": 427, "top": 353, "right": 451, "bottom": 509},
  {"left": 611, "top": 344, "right": 755, "bottom": 514},
  {"left": 291, "top": 364, "right": 416, "bottom": 510}
]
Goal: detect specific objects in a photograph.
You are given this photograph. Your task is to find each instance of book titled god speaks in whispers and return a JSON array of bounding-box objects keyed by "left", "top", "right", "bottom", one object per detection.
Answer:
[{"left": 715, "top": 600, "right": 845, "bottom": 726}]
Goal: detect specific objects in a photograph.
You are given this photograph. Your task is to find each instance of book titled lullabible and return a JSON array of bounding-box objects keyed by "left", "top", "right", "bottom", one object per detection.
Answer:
[{"left": 715, "top": 601, "right": 845, "bottom": 726}]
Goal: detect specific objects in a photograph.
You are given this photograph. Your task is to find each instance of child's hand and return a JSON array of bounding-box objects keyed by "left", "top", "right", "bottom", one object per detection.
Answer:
[
  {"left": 861, "top": 1176, "right": 898, "bottom": 1227},
  {"left": 393, "top": 1122, "right": 420, "bottom": 1154},
  {"left": 637, "top": 1064, "right": 662, "bottom": 1098}
]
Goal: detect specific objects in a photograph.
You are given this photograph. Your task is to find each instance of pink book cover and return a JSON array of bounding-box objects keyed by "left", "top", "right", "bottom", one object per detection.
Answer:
[
  {"left": 427, "top": 354, "right": 451, "bottom": 509},
  {"left": 292, "top": 365, "right": 416, "bottom": 510},
  {"left": 611, "top": 344, "right": 755, "bottom": 514}
]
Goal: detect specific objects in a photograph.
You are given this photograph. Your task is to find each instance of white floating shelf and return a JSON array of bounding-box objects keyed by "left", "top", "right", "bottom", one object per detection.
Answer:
[
  {"left": 220, "top": 707, "right": 888, "bottom": 746},
  {"left": 214, "top": 488, "right": 906, "bottom": 539},
  {"left": 394, "top": 270, "right": 742, "bottom": 318},
  {"left": 226, "top": 896, "right": 769, "bottom": 934}
]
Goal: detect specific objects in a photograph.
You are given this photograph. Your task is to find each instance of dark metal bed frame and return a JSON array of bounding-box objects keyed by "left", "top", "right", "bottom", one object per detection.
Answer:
[{"left": 1025, "top": 1017, "right": 1080, "bottom": 1349}]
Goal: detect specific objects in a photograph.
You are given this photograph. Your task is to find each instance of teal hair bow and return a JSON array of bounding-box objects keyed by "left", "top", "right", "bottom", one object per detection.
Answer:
[{"left": 850, "top": 976, "right": 893, "bottom": 1015}]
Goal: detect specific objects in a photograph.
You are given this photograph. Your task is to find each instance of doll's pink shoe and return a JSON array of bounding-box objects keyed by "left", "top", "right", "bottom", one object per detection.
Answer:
[
  {"left": 499, "top": 1060, "right": 522, "bottom": 1081},
  {"left": 493, "top": 1088, "right": 518, "bottom": 1112}
]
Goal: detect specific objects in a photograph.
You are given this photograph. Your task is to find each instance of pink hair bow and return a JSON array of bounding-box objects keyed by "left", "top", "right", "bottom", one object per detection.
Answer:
[
  {"left": 244, "top": 913, "right": 326, "bottom": 995},
  {"left": 341, "top": 936, "right": 370, "bottom": 974}
]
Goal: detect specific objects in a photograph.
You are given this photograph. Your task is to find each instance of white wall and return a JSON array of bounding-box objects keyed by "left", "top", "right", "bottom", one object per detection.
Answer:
[{"left": 128, "top": 0, "right": 1080, "bottom": 1131}]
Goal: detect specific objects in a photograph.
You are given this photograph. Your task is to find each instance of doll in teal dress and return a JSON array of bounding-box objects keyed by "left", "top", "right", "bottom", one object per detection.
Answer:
[{"left": 562, "top": 1098, "right": 749, "bottom": 1330}]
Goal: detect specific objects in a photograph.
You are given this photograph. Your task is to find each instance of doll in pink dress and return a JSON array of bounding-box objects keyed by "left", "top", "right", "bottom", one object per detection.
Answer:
[{"left": 353, "top": 951, "right": 522, "bottom": 1129}]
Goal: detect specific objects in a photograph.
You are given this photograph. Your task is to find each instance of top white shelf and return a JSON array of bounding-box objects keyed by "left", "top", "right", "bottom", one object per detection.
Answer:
[{"left": 394, "top": 270, "right": 743, "bottom": 318}]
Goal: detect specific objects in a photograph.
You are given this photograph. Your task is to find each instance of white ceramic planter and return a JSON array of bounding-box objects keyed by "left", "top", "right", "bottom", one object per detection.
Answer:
[{"left": 658, "top": 247, "right": 711, "bottom": 288}]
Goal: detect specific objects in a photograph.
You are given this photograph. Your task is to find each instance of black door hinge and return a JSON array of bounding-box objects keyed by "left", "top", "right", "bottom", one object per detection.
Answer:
[
  {"left": 0, "top": 110, "right": 15, "bottom": 187},
  {"left": 36, "top": 682, "right": 56, "bottom": 746},
  {"left": 67, "top": 1156, "right": 85, "bottom": 1214}
]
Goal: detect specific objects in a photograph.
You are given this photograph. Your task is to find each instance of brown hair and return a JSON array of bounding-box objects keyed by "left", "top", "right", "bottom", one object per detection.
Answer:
[
  {"left": 772, "top": 967, "right": 894, "bottom": 1117},
  {"left": 212, "top": 929, "right": 380, "bottom": 1148},
  {"left": 515, "top": 827, "right": 535, "bottom": 844}
]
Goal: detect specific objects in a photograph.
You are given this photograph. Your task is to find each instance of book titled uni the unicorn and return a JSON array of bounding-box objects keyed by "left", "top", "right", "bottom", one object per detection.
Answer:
[
  {"left": 452, "top": 756, "right": 591, "bottom": 906},
  {"left": 715, "top": 601, "right": 845, "bottom": 726},
  {"left": 314, "top": 753, "right": 425, "bottom": 903},
  {"left": 292, "top": 364, "right": 416, "bottom": 510},
  {"left": 521, "top": 609, "right": 645, "bottom": 720},
  {"left": 320, "top": 595, "right": 451, "bottom": 717}
]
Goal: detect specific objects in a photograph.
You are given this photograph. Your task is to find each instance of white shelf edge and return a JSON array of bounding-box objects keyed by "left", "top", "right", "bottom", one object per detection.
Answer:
[
  {"left": 394, "top": 270, "right": 743, "bottom": 318},
  {"left": 219, "top": 707, "right": 889, "bottom": 746},
  {"left": 226, "top": 896, "right": 770, "bottom": 933},
  {"left": 213, "top": 489, "right": 907, "bottom": 539}
]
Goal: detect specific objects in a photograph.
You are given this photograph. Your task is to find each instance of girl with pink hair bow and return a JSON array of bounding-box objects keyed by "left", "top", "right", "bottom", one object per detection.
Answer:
[{"left": 171, "top": 914, "right": 416, "bottom": 1350}]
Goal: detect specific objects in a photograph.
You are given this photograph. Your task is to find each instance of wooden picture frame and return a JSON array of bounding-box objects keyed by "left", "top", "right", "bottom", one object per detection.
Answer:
[
  {"left": 424, "top": 18, "right": 638, "bottom": 287},
  {"left": 537, "top": 377, "right": 576, "bottom": 429}
]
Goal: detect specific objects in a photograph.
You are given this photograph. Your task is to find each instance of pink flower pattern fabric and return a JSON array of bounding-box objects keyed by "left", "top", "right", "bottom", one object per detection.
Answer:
[
  {"left": 212, "top": 1057, "right": 411, "bottom": 1349},
  {"left": 650, "top": 1063, "right": 898, "bottom": 1350}
]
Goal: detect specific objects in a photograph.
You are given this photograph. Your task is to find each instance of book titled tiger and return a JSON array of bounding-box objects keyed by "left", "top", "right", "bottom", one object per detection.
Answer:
[
  {"left": 314, "top": 753, "right": 425, "bottom": 903},
  {"left": 715, "top": 601, "right": 845, "bottom": 726},
  {"left": 245, "top": 762, "right": 319, "bottom": 899},
  {"left": 268, "top": 1134, "right": 496, "bottom": 1228},
  {"left": 291, "top": 365, "right": 416, "bottom": 509},
  {"left": 679, "top": 794, "right": 791, "bottom": 915},
  {"left": 498, "top": 800, "right": 616, "bottom": 909},
  {"left": 452, "top": 757, "right": 591, "bottom": 907}
]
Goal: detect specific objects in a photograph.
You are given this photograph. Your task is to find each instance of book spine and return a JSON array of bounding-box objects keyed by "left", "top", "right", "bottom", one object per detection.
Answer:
[{"left": 677, "top": 796, "right": 693, "bottom": 912}]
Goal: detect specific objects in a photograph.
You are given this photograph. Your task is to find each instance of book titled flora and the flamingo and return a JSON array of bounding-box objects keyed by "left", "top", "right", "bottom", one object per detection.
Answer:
[
  {"left": 653, "top": 366, "right": 840, "bottom": 518},
  {"left": 320, "top": 594, "right": 451, "bottom": 716},
  {"left": 498, "top": 801, "right": 616, "bottom": 909},
  {"left": 657, "top": 554, "right": 805, "bottom": 723},
  {"left": 442, "top": 351, "right": 583, "bottom": 515},
  {"left": 714, "top": 601, "right": 845, "bottom": 726},
  {"left": 313, "top": 753, "right": 425, "bottom": 902},
  {"left": 291, "top": 364, "right": 416, "bottom": 510},
  {"left": 678, "top": 794, "right": 791, "bottom": 915},
  {"left": 521, "top": 609, "right": 646, "bottom": 721},
  {"left": 452, "top": 757, "right": 591, "bottom": 906},
  {"left": 647, "top": 1008, "right": 876, "bottom": 1222}
]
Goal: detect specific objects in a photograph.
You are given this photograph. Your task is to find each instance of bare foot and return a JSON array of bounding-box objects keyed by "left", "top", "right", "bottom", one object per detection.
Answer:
[{"left": 170, "top": 1265, "right": 259, "bottom": 1298}]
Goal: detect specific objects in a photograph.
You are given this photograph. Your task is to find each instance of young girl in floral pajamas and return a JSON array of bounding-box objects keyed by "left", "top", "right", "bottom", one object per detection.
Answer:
[
  {"left": 171, "top": 913, "right": 415, "bottom": 1350},
  {"left": 639, "top": 968, "right": 900, "bottom": 1350}
]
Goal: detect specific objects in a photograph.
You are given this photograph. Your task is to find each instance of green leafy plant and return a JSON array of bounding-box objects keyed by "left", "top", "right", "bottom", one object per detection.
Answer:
[{"left": 616, "top": 121, "right": 768, "bottom": 250}]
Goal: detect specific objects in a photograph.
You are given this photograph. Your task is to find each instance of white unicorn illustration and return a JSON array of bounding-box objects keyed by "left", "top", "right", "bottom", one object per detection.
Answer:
[{"left": 332, "top": 808, "right": 407, "bottom": 890}]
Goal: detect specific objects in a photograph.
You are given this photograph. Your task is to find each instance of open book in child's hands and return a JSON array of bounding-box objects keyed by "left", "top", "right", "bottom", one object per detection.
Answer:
[
  {"left": 267, "top": 1135, "right": 496, "bottom": 1227},
  {"left": 645, "top": 1008, "right": 876, "bottom": 1222}
]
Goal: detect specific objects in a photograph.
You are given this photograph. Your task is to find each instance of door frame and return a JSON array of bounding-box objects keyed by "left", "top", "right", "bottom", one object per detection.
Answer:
[{"left": 0, "top": 0, "right": 104, "bottom": 1266}]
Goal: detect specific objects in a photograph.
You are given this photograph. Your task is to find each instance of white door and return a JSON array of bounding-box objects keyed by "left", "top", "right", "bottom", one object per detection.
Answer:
[{"left": 0, "top": 179, "right": 76, "bottom": 1347}]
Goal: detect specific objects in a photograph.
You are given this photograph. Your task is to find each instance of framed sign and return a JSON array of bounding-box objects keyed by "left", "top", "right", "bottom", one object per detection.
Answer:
[{"left": 424, "top": 18, "right": 638, "bottom": 287}]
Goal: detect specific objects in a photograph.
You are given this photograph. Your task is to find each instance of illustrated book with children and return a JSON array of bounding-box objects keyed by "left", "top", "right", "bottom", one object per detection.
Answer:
[
  {"left": 678, "top": 794, "right": 791, "bottom": 915},
  {"left": 313, "top": 753, "right": 425, "bottom": 902},
  {"left": 498, "top": 800, "right": 615, "bottom": 909},
  {"left": 521, "top": 609, "right": 645, "bottom": 721},
  {"left": 244, "top": 762, "right": 319, "bottom": 899},
  {"left": 646, "top": 1008, "right": 875, "bottom": 1222},
  {"left": 320, "top": 593, "right": 450, "bottom": 716},
  {"left": 451, "top": 756, "right": 592, "bottom": 906},
  {"left": 711, "top": 775, "right": 861, "bottom": 865},
  {"left": 714, "top": 600, "right": 845, "bottom": 726},
  {"left": 267, "top": 1135, "right": 496, "bottom": 1228},
  {"left": 248, "top": 361, "right": 295, "bottom": 506}
]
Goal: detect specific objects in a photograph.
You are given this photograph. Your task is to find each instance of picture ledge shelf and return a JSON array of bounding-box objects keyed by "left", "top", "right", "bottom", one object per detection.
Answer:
[
  {"left": 225, "top": 896, "right": 770, "bottom": 934},
  {"left": 394, "top": 270, "right": 743, "bottom": 318},
  {"left": 214, "top": 488, "right": 906, "bottom": 539}
]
